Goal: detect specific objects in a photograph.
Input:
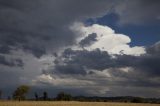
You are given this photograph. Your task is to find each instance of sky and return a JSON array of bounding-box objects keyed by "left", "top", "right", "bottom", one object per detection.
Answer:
[{"left": 0, "top": 0, "right": 160, "bottom": 98}]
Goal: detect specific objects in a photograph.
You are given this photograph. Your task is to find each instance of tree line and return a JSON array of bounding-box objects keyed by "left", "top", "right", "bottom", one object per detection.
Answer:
[
  {"left": 0, "top": 85, "right": 72, "bottom": 101},
  {"left": 0, "top": 85, "right": 160, "bottom": 104}
]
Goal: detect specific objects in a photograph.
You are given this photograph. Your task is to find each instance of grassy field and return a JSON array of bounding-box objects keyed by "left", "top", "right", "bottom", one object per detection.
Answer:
[{"left": 0, "top": 101, "right": 159, "bottom": 106}]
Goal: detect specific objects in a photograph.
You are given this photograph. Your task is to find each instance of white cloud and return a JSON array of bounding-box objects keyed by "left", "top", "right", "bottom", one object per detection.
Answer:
[
  {"left": 30, "top": 22, "right": 147, "bottom": 96},
  {"left": 71, "top": 22, "right": 146, "bottom": 56},
  {"left": 32, "top": 74, "right": 95, "bottom": 87}
]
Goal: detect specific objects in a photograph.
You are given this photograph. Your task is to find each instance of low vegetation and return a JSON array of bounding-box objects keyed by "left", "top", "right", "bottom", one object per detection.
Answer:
[
  {"left": 0, "top": 101, "right": 159, "bottom": 106},
  {"left": 0, "top": 85, "right": 160, "bottom": 105}
]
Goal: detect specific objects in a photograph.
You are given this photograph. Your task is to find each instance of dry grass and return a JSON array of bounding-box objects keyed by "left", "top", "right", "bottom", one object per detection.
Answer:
[{"left": 0, "top": 101, "right": 159, "bottom": 106}]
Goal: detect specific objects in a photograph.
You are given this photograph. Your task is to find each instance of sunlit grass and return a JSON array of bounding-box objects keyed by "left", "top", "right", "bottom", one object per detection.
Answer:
[{"left": 0, "top": 101, "right": 159, "bottom": 106}]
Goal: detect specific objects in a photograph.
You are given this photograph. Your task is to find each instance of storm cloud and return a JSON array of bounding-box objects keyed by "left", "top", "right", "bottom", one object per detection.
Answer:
[
  {"left": 79, "top": 33, "right": 97, "bottom": 47},
  {"left": 38, "top": 41, "right": 159, "bottom": 97},
  {"left": 0, "top": 55, "right": 23, "bottom": 67},
  {"left": 0, "top": 0, "right": 159, "bottom": 58},
  {"left": 0, "top": 0, "right": 117, "bottom": 58},
  {"left": 114, "top": 0, "right": 160, "bottom": 25},
  {"left": 53, "top": 42, "right": 160, "bottom": 76},
  {"left": 0, "top": 0, "right": 160, "bottom": 98}
]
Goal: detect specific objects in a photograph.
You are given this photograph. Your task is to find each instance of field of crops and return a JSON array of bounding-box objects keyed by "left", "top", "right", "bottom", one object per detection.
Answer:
[{"left": 0, "top": 101, "right": 159, "bottom": 106}]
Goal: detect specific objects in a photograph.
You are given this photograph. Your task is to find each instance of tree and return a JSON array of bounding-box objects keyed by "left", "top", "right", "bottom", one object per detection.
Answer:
[
  {"left": 0, "top": 90, "right": 2, "bottom": 99},
  {"left": 34, "top": 92, "right": 38, "bottom": 101},
  {"left": 131, "top": 97, "right": 144, "bottom": 103},
  {"left": 8, "top": 96, "right": 11, "bottom": 100},
  {"left": 43, "top": 91, "right": 48, "bottom": 101},
  {"left": 56, "top": 92, "right": 65, "bottom": 101},
  {"left": 12, "top": 85, "right": 30, "bottom": 101},
  {"left": 56, "top": 92, "right": 72, "bottom": 101}
]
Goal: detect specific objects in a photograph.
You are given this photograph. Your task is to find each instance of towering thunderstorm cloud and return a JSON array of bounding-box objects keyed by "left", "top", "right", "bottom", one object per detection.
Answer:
[{"left": 0, "top": 0, "right": 160, "bottom": 98}]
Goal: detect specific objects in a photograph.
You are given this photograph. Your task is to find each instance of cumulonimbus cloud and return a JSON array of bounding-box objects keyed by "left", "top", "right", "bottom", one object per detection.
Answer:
[
  {"left": 0, "top": 0, "right": 160, "bottom": 97},
  {"left": 71, "top": 22, "right": 146, "bottom": 56},
  {"left": 32, "top": 23, "right": 160, "bottom": 97}
]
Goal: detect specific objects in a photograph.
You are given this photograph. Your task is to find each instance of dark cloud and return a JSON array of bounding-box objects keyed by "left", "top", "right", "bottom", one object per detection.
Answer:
[
  {"left": 0, "top": 0, "right": 160, "bottom": 97},
  {"left": 0, "top": 55, "right": 23, "bottom": 67},
  {"left": 114, "top": 0, "right": 160, "bottom": 25},
  {"left": 146, "top": 42, "right": 160, "bottom": 56},
  {"left": 54, "top": 48, "right": 119, "bottom": 75},
  {"left": 0, "top": 46, "right": 10, "bottom": 54},
  {"left": 60, "top": 48, "right": 113, "bottom": 70},
  {"left": 52, "top": 42, "right": 160, "bottom": 89},
  {"left": 55, "top": 64, "right": 87, "bottom": 75},
  {"left": 0, "top": 0, "right": 116, "bottom": 58},
  {"left": 0, "top": 1, "right": 119, "bottom": 90},
  {"left": 0, "top": 0, "right": 159, "bottom": 58},
  {"left": 53, "top": 48, "right": 113, "bottom": 75},
  {"left": 79, "top": 33, "right": 97, "bottom": 47}
]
